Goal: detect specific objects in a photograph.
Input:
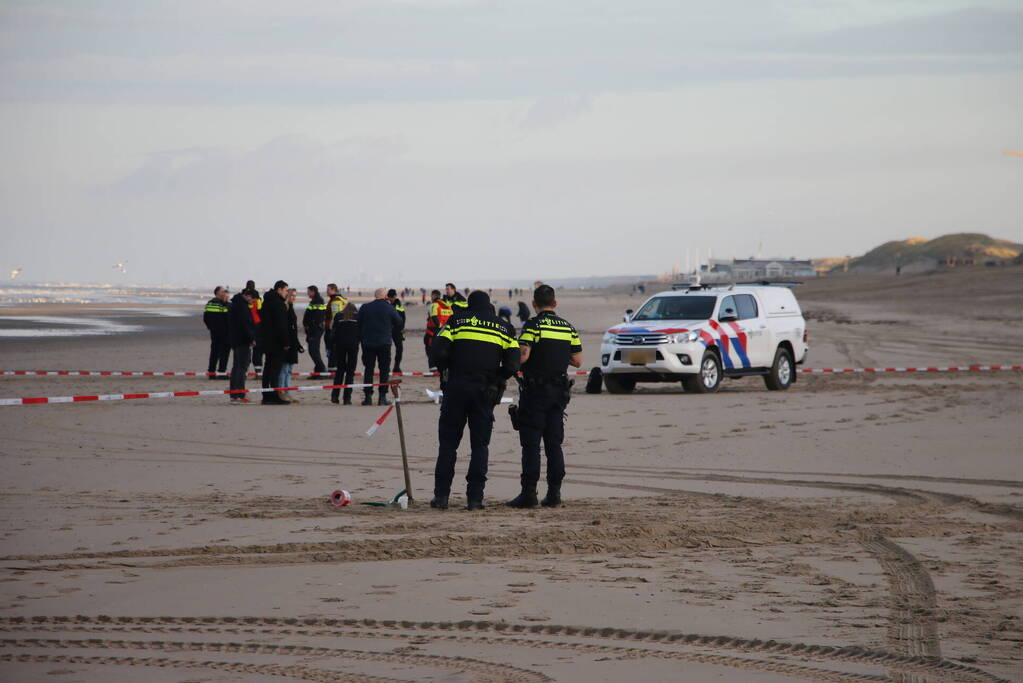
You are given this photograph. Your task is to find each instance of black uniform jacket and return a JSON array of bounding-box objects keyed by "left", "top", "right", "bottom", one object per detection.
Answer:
[
  {"left": 228, "top": 293, "right": 256, "bottom": 347},
  {"left": 430, "top": 307, "right": 520, "bottom": 380}
]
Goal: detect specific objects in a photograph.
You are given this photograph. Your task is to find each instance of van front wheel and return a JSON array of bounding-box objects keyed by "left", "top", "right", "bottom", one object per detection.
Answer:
[{"left": 604, "top": 375, "right": 636, "bottom": 394}]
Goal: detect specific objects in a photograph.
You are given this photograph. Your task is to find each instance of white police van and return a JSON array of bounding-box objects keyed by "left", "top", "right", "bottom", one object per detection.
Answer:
[{"left": 599, "top": 282, "right": 808, "bottom": 393}]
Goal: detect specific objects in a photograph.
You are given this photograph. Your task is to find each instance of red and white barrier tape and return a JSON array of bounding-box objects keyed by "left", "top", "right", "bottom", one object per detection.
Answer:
[
  {"left": 798, "top": 365, "right": 1023, "bottom": 374},
  {"left": 0, "top": 382, "right": 394, "bottom": 407},
  {"left": 0, "top": 370, "right": 440, "bottom": 377},
  {"left": 365, "top": 404, "right": 395, "bottom": 437},
  {"left": 3, "top": 366, "right": 1022, "bottom": 378}
]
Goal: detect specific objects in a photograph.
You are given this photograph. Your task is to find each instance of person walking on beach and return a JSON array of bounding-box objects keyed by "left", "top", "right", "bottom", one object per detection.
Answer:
[
  {"left": 387, "top": 289, "right": 406, "bottom": 373},
  {"left": 280, "top": 288, "right": 305, "bottom": 402},
  {"left": 304, "top": 285, "right": 327, "bottom": 375},
  {"left": 203, "top": 286, "right": 231, "bottom": 379},
  {"left": 429, "top": 290, "right": 519, "bottom": 511},
  {"left": 227, "top": 288, "right": 257, "bottom": 403},
  {"left": 357, "top": 288, "right": 403, "bottom": 406},
  {"left": 330, "top": 302, "right": 360, "bottom": 405},
  {"left": 506, "top": 285, "right": 582, "bottom": 509},
  {"left": 259, "top": 280, "right": 292, "bottom": 405}
]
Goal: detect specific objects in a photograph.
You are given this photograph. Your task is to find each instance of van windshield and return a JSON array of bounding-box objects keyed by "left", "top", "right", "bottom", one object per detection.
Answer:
[{"left": 633, "top": 296, "right": 716, "bottom": 321}]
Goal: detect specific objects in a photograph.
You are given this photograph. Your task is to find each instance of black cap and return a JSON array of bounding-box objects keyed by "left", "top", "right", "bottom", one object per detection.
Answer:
[{"left": 387, "top": 288, "right": 397, "bottom": 298}]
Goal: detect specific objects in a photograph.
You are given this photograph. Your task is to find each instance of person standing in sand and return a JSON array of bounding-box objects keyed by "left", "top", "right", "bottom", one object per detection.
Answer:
[
  {"left": 429, "top": 290, "right": 520, "bottom": 511},
  {"left": 258, "top": 280, "right": 292, "bottom": 405},
  {"left": 506, "top": 285, "right": 582, "bottom": 509},
  {"left": 280, "top": 288, "right": 305, "bottom": 403},
  {"left": 203, "top": 286, "right": 231, "bottom": 379},
  {"left": 330, "top": 302, "right": 360, "bottom": 405},
  {"left": 357, "top": 288, "right": 403, "bottom": 406},
  {"left": 227, "top": 288, "right": 257, "bottom": 403}
]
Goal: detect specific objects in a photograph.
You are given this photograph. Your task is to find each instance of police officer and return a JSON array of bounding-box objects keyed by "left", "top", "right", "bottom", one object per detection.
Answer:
[
  {"left": 386, "top": 288, "right": 406, "bottom": 373},
  {"left": 323, "top": 283, "right": 347, "bottom": 369},
  {"left": 424, "top": 289, "right": 452, "bottom": 369},
  {"left": 203, "top": 286, "right": 231, "bottom": 379},
  {"left": 303, "top": 285, "right": 328, "bottom": 374},
  {"left": 506, "top": 285, "right": 582, "bottom": 508},
  {"left": 443, "top": 282, "right": 468, "bottom": 311},
  {"left": 430, "top": 291, "right": 519, "bottom": 511}
]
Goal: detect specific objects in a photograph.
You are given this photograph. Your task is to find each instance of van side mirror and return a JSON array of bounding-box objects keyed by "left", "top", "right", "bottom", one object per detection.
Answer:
[
  {"left": 719, "top": 308, "right": 737, "bottom": 322},
  {"left": 623, "top": 309, "right": 634, "bottom": 323}
]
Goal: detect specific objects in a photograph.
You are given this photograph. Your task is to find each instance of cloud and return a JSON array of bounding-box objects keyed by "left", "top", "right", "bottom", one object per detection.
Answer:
[
  {"left": 520, "top": 93, "right": 593, "bottom": 130},
  {"left": 106, "top": 134, "right": 408, "bottom": 196}
]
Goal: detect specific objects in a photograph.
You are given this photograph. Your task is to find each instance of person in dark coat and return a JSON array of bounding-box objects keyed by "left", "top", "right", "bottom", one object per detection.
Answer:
[
  {"left": 280, "top": 288, "right": 305, "bottom": 400},
  {"left": 516, "top": 301, "right": 530, "bottom": 324},
  {"left": 357, "top": 288, "right": 403, "bottom": 405},
  {"left": 227, "top": 289, "right": 257, "bottom": 403},
  {"left": 330, "top": 303, "right": 361, "bottom": 405},
  {"left": 258, "top": 280, "right": 291, "bottom": 405}
]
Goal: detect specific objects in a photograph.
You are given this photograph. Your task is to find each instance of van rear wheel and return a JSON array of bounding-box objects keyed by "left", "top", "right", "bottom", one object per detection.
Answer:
[
  {"left": 603, "top": 374, "right": 636, "bottom": 394},
  {"left": 764, "top": 348, "right": 794, "bottom": 391}
]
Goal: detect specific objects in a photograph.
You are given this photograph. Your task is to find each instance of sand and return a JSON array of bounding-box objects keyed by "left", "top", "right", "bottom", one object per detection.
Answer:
[{"left": 0, "top": 266, "right": 1021, "bottom": 682}]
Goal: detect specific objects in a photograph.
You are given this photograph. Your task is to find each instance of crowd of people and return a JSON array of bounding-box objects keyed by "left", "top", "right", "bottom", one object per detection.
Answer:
[
  {"left": 202, "top": 280, "right": 531, "bottom": 407},
  {"left": 204, "top": 281, "right": 582, "bottom": 510}
]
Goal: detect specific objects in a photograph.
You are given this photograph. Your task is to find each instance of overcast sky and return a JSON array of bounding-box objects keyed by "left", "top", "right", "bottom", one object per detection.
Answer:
[{"left": 1, "top": 0, "right": 1021, "bottom": 287}]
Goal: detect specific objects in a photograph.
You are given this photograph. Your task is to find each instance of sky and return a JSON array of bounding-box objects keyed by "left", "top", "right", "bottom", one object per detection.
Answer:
[{"left": 0, "top": 0, "right": 1021, "bottom": 287}]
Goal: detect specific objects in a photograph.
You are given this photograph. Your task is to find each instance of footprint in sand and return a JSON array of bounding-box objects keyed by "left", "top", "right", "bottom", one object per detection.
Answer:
[{"left": 449, "top": 596, "right": 476, "bottom": 602}]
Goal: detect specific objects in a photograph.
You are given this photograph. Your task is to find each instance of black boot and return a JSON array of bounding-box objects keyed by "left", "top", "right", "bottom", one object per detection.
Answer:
[
  {"left": 429, "top": 496, "right": 449, "bottom": 510},
  {"left": 505, "top": 487, "right": 538, "bottom": 509},
  {"left": 466, "top": 498, "right": 486, "bottom": 511},
  {"left": 541, "top": 485, "right": 562, "bottom": 507}
]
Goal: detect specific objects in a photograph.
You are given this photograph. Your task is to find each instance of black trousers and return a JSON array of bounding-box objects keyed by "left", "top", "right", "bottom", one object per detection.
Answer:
[
  {"left": 324, "top": 328, "right": 334, "bottom": 367},
  {"left": 229, "top": 345, "right": 251, "bottom": 397},
  {"left": 435, "top": 378, "right": 494, "bottom": 499},
  {"left": 392, "top": 334, "right": 404, "bottom": 371},
  {"left": 207, "top": 331, "right": 230, "bottom": 374},
  {"left": 252, "top": 345, "right": 263, "bottom": 369},
  {"left": 518, "top": 383, "right": 568, "bottom": 489},
  {"left": 261, "top": 349, "right": 286, "bottom": 402},
  {"left": 306, "top": 329, "right": 326, "bottom": 372},
  {"left": 330, "top": 343, "right": 359, "bottom": 402},
  {"left": 361, "top": 344, "right": 392, "bottom": 397}
]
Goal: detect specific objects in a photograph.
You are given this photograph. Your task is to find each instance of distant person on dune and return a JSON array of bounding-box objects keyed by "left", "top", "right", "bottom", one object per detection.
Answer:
[{"left": 203, "top": 286, "right": 231, "bottom": 380}]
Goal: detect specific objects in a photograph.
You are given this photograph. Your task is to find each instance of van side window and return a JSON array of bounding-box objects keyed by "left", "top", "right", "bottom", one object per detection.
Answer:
[
  {"left": 736, "top": 294, "right": 759, "bottom": 320},
  {"left": 718, "top": 296, "right": 737, "bottom": 320}
]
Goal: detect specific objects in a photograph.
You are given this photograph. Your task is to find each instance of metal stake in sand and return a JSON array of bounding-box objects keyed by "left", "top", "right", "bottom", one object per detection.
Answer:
[{"left": 392, "top": 381, "right": 414, "bottom": 504}]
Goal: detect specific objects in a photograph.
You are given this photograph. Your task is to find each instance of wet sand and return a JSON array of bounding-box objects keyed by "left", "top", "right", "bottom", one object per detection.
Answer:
[{"left": 1, "top": 267, "right": 1021, "bottom": 682}]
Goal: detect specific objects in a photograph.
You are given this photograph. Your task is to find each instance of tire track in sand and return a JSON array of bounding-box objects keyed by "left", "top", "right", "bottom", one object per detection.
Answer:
[
  {"left": 0, "top": 616, "right": 1007, "bottom": 682},
  {"left": 860, "top": 534, "right": 943, "bottom": 683}
]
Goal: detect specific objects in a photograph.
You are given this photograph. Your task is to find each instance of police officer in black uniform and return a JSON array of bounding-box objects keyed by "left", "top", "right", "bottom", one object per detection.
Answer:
[
  {"left": 429, "top": 290, "right": 520, "bottom": 511},
  {"left": 506, "top": 285, "right": 582, "bottom": 508},
  {"left": 203, "top": 286, "right": 231, "bottom": 379}
]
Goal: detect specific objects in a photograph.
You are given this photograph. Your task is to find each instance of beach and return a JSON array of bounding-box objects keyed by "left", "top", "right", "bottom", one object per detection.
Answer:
[{"left": 0, "top": 267, "right": 1021, "bottom": 682}]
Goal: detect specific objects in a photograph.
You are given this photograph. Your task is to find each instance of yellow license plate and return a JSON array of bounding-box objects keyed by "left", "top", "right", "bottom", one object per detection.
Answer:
[{"left": 624, "top": 349, "right": 655, "bottom": 364}]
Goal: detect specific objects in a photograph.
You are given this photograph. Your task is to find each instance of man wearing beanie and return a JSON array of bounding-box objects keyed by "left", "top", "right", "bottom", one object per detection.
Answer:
[{"left": 429, "top": 290, "right": 520, "bottom": 511}]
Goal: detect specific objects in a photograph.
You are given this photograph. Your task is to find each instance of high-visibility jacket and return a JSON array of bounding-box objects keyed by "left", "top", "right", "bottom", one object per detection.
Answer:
[
  {"left": 203, "top": 298, "right": 229, "bottom": 335},
  {"left": 327, "top": 294, "right": 348, "bottom": 327},
  {"left": 425, "top": 298, "right": 453, "bottom": 341},
  {"left": 250, "top": 298, "right": 262, "bottom": 325},
  {"left": 304, "top": 295, "right": 327, "bottom": 330}
]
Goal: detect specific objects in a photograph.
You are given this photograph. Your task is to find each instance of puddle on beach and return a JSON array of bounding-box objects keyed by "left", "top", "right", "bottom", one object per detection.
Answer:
[{"left": 0, "top": 316, "right": 146, "bottom": 338}]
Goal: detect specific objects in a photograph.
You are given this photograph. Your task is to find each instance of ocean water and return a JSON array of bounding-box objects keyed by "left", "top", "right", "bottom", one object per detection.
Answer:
[
  {"left": 0, "top": 315, "right": 146, "bottom": 338},
  {"left": 0, "top": 283, "right": 207, "bottom": 305}
]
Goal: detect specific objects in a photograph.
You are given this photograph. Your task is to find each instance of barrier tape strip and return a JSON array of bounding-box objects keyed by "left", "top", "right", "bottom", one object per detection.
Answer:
[
  {"left": 0, "top": 382, "right": 395, "bottom": 407},
  {"left": 365, "top": 404, "right": 395, "bottom": 437},
  {"left": 2, "top": 365, "right": 1021, "bottom": 378}
]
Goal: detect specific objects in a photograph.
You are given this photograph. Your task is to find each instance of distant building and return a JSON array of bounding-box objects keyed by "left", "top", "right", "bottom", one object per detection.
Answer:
[{"left": 702, "top": 258, "right": 817, "bottom": 281}]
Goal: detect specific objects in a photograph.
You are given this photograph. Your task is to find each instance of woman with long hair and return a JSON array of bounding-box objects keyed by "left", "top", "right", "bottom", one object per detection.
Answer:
[{"left": 280, "top": 288, "right": 304, "bottom": 403}]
